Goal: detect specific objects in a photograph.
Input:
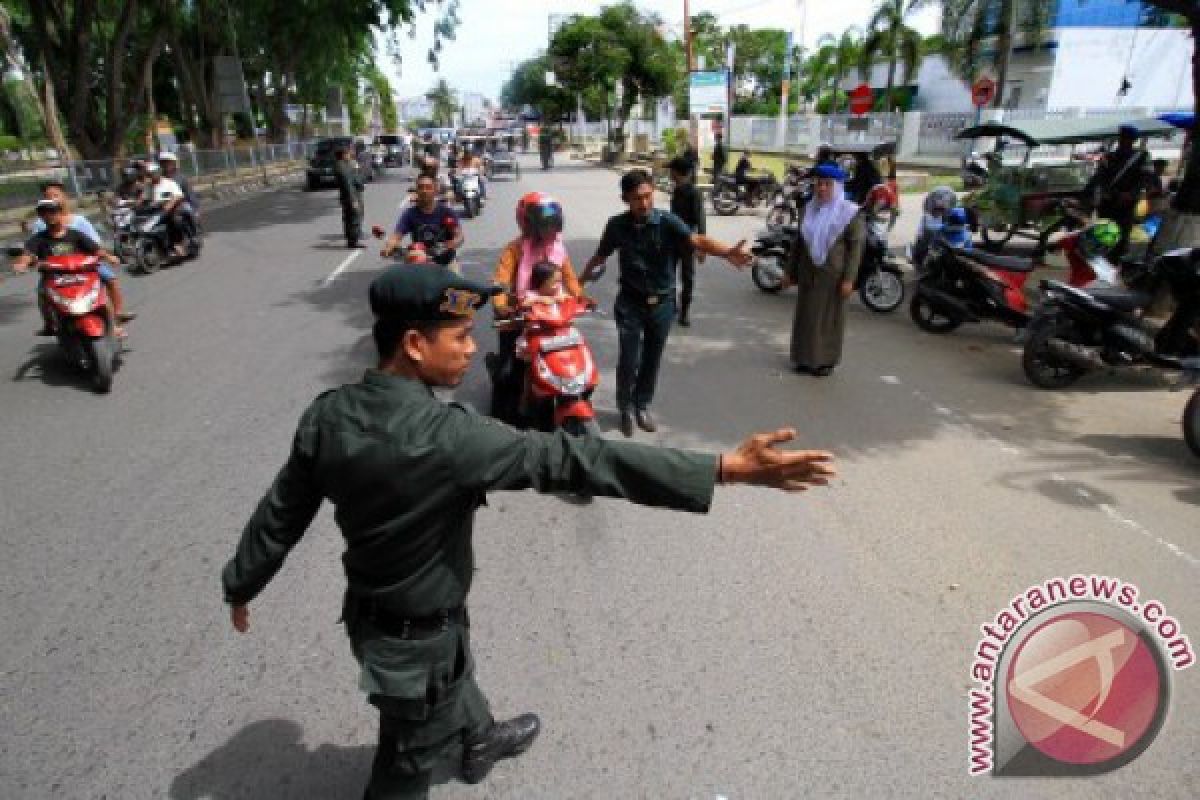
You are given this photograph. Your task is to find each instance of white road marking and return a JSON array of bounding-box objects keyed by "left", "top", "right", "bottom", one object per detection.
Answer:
[
  {"left": 880, "top": 375, "right": 901, "bottom": 384},
  {"left": 322, "top": 250, "right": 362, "bottom": 286}
]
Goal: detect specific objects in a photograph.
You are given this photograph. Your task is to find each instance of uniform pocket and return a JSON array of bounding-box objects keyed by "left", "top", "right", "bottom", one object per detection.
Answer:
[{"left": 357, "top": 631, "right": 453, "bottom": 721}]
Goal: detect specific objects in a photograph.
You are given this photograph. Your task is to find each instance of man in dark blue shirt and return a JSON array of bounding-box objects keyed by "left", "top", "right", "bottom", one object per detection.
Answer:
[
  {"left": 581, "top": 169, "right": 752, "bottom": 437},
  {"left": 382, "top": 173, "right": 464, "bottom": 268}
]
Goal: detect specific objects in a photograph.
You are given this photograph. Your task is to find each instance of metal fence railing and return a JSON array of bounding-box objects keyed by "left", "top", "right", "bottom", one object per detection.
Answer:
[{"left": 0, "top": 141, "right": 318, "bottom": 212}]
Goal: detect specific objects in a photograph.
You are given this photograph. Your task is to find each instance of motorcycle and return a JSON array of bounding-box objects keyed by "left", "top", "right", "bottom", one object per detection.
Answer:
[
  {"left": 749, "top": 225, "right": 793, "bottom": 294},
  {"left": 1184, "top": 373, "right": 1200, "bottom": 458},
  {"left": 129, "top": 203, "right": 201, "bottom": 274},
  {"left": 1021, "top": 247, "right": 1200, "bottom": 389},
  {"left": 908, "top": 217, "right": 1114, "bottom": 336},
  {"left": 711, "top": 172, "right": 782, "bottom": 216},
  {"left": 489, "top": 296, "right": 601, "bottom": 436},
  {"left": 107, "top": 197, "right": 136, "bottom": 260},
  {"left": 855, "top": 212, "right": 907, "bottom": 313},
  {"left": 20, "top": 251, "right": 121, "bottom": 393},
  {"left": 961, "top": 151, "right": 991, "bottom": 189},
  {"left": 765, "top": 165, "right": 811, "bottom": 231},
  {"left": 452, "top": 168, "right": 483, "bottom": 219}
]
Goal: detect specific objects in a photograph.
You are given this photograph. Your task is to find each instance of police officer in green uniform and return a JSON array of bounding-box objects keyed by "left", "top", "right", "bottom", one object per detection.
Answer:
[{"left": 221, "top": 266, "right": 836, "bottom": 799}]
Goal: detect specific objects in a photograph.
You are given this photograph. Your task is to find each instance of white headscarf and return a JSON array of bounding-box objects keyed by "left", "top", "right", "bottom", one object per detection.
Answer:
[{"left": 801, "top": 180, "right": 860, "bottom": 267}]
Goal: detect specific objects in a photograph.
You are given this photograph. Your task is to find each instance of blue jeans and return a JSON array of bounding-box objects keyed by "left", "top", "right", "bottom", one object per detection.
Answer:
[{"left": 614, "top": 290, "right": 674, "bottom": 411}]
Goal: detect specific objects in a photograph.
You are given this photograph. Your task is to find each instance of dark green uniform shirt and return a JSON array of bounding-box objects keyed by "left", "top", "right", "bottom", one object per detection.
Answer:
[
  {"left": 334, "top": 159, "right": 364, "bottom": 206},
  {"left": 222, "top": 370, "right": 718, "bottom": 615},
  {"left": 595, "top": 209, "right": 694, "bottom": 296}
]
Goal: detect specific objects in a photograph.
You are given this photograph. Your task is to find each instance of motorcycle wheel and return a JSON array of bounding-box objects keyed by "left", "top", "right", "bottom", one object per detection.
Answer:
[
  {"left": 751, "top": 254, "right": 786, "bottom": 294},
  {"left": 712, "top": 188, "right": 740, "bottom": 216},
  {"left": 860, "top": 267, "right": 905, "bottom": 313},
  {"left": 135, "top": 238, "right": 164, "bottom": 274},
  {"left": 766, "top": 203, "right": 797, "bottom": 231},
  {"left": 562, "top": 416, "right": 600, "bottom": 437},
  {"left": 909, "top": 292, "right": 963, "bottom": 334},
  {"left": 1184, "top": 389, "right": 1200, "bottom": 458},
  {"left": 1022, "top": 314, "right": 1086, "bottom": 389},
  {"left": 89, "top": 334, "right": 116, "bottom": 393}
]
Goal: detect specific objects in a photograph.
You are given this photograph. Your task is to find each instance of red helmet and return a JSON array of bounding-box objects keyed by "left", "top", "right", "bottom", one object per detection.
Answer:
[{"left": 516, "top": 191, "right": 563, "bottom": 240}]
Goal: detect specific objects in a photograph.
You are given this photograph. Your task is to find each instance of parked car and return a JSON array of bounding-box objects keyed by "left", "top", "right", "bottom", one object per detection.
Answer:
[
  {"left": 306, "top": 136, "right": 354, "bottom": 190},
  {"left": 374, "top": 134, "right": 408, "bottom": 167}
]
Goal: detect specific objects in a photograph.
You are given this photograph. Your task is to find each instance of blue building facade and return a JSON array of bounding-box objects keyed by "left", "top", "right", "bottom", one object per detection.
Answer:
[{"left": 1055, "top": 0, "right": 1175, "bottom": 28}]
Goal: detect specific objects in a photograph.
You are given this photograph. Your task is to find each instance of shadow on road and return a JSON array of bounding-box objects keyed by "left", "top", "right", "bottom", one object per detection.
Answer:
[
  {"left": 170, "top": 718, "right": 463, "bottom": 800},
  {"left": 10, "top": 341, "right": 118, "bottom": 393}
]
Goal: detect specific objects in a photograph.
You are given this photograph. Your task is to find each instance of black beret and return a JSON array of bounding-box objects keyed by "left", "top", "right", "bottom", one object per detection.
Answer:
[{"left": 369, "top": 264, "right": 500, "bottom": 322}]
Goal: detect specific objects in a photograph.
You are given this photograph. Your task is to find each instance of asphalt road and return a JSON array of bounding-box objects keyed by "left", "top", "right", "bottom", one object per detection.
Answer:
[{"left": 0, "top": 156, "right": 1197, "bottom": 799}]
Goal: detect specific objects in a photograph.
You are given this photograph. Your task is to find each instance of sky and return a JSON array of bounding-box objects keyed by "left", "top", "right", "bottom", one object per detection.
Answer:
[{"left": 380, "top": 0, "right": 942, "bottom": 103}]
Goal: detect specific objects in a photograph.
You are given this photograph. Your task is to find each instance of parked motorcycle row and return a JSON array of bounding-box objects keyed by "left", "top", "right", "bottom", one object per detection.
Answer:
[{"left": 733, "top": 158, "right": 1199, "bottom": 459}]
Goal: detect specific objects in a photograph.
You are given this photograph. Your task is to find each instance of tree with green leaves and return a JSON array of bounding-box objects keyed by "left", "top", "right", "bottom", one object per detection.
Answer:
[
  {"left": 809, "top": 29, "right": 863, "bottom": 113},
  {"left": 425, "top": 79, "right": 458, "bottom": 127},
  {"left": 501, "top": 56, "right": 574, "bottom": 122},
  {"left": 937, "top": 0, "right": 1052, "bottom": 109},
  {"left": 549, "top": 3, "right": 676, "bottom": 147},
  {"left": 859, "top": 0, "right": 926, "bottom": 111}
]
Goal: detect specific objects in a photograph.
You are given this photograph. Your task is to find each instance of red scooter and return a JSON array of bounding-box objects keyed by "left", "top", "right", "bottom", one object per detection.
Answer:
[
  {"left": 497, "top": 296, "right": 600, "bottom": 436},
  {"left": 37, "top": 253, "right": 121, "bottom": 392}
]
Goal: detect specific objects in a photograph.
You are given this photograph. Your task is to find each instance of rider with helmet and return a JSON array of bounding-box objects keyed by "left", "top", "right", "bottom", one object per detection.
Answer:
[
  {"left": 912, "top": 185, "right": 959, "bottom": 265},
  {"left": 488, "top": 192, "right": 588, "bottom": 424}
]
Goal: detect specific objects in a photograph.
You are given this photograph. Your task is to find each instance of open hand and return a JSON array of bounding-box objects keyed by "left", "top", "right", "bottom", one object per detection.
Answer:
[
  {"left": 724, "top": 240, "right": 753, "bottom": 269},
  {"left": 720, "top": 428, "right": 836, "bottom": 492}
]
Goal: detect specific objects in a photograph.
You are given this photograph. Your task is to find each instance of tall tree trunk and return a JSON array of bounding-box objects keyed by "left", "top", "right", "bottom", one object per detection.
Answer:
[
  {"left": 885, "top": 55, "right": 897, "bottom": 111},
  {"left": 1172, "top": 18, "right": 1200, "bottom": 212},
  {"left": 992, "top": 0, "right": 1016, "bottom": 109}
]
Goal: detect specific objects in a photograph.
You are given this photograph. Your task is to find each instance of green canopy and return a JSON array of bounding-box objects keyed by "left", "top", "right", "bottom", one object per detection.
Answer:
[{"left": 955, "top": 116, "right": 1178, "bottom": 146}]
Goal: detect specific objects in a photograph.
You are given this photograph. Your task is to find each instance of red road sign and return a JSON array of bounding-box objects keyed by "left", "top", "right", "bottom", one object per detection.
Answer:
[
  {"left": 849, "top": 83, "right": 874, "bottom": 116},
  {"left": 972, "top": 76, "right": 997, "bottom": 108}
]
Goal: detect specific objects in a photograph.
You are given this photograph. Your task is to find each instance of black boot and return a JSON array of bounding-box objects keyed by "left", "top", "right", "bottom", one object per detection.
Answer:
[
  {"left": 678, "top": 304, "right": 690, "bottom": 327},
  {"left": 461, "top": 713, "right": 541, "bottom": 784}
]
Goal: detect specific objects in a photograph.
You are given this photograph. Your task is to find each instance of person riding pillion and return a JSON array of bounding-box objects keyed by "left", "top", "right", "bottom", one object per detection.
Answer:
[
  {"left": 488, "top": 192, "right": 587, "bottom": 424},
  {"left": 580, "top": 169, "right": 754, "bottom": 438},
  {"left": 220, "top": 262, "right": 838, "bottom": 800}
]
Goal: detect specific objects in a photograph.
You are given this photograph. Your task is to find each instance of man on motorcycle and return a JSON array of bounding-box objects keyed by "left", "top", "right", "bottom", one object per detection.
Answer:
[
  {"left": 12, "top": 199, "right": 130, "bottom": 337},
  {"left": 1082, "top": 124, "right": 1149, "bottom": 259},
  {"left": 140, "top": 163, "right": 190, "bottom": 257},
  {"left": 488, "top": 192, "right": 586, "bottom": 425},
  {"left": 381, "top": 173, "right": 464, "bottom": 269},
  {"left": 157, "top": 152, "right": 200, "bottom": 242},
  {"left": 114, "top": 166, "right": 144, "bottom": 202},
  {"left": 912, "top": 185, "right": 958, "bottom": 266}
]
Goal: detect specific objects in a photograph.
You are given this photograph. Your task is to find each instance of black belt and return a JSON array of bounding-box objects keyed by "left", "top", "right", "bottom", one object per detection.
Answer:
[
  {"left": 346, "top": 595, "right": 468, "bottom": 639},
  {"left": 620, "top": 288, "right": 672, "bottom": 307}
]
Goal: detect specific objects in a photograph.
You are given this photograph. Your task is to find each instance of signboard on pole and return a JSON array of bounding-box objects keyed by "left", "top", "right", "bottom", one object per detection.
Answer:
[
  {"left": 972, "top": 76, "right": 997, "bottom": 108},
  {"left": 849, "top": 83, "right": 874, "bottom": 116},
  {"left": 689, "top": 70, "right": 729, "bottom": 116}
]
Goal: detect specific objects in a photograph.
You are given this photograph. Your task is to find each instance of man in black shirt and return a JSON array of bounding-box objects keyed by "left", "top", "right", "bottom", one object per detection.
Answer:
[
  {"left": 581, "top": 170, "right": 752, "bottom": 437},
  {"left": 712, "top": 132, "right": 727, "bottom": 177},
  {"left": 668, "top": 156, "right": 706, "bottom": 327}
]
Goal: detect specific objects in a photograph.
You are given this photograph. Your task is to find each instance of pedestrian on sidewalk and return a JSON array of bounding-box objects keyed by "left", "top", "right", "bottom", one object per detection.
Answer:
[
  {"left": 711, "top": 132, "right": 727, "bottom": 178},
  {"left": 220, "top": 264, "right": 837, "bottom": 800},
  {"left": 668, "top": 156, "right": 706, "bottom": 327},
  {"left": 580, "top": 169, "right": 753, "bottom": 437},
  {"left": 335, "top": 147, "right": 366, "bottom": 248},
  {"left": 784, "top": 163, "right": 864, "bottom": 377}
]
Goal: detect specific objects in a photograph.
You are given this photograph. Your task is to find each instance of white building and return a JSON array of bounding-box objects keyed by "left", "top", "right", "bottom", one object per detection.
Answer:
[
  {"left": 458, "top": 91, "right": 490, "bottom": 126},
  {"left": 398, "top": 97, "right": 434, "bottom": 122}
]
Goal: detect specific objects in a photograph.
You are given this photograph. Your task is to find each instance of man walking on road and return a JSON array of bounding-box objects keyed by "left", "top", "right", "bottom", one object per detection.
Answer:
[
  {"left": 581, "top": 169, "right": 753, "bottom": 437},
  {"left": 335, "top": 147, "right": 366, "bottom": 248},
  {"left": 220, "top": 264, "right": 836, "bottom": 799},
  {"left": 712, "top": 131, "right": 727, "bottom": 177},
  {"left": 669, "top": 156, "right": 706, "bottom": 327}
]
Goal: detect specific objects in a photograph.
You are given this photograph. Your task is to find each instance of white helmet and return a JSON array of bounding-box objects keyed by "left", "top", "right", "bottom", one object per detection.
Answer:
[
  {"left": 145, "top": 162, "right": 162, "bottom": 175},
  {"left": 158, "top": 151, "right": 178, "bottom": 162}
]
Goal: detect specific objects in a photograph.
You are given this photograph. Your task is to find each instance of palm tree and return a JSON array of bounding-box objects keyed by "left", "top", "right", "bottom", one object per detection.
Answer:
[
  {"left": 815, "top": 28, "right": 864, "bottom": 112},
  {"left": 938, "top": 0, "right": 1052, "bottom": 109},
  {"left": 425, "top": 79, "right": 459, "bottom": 127},
  {"left": 859, "top": 0, "right": 926, "bottom": 111}
]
